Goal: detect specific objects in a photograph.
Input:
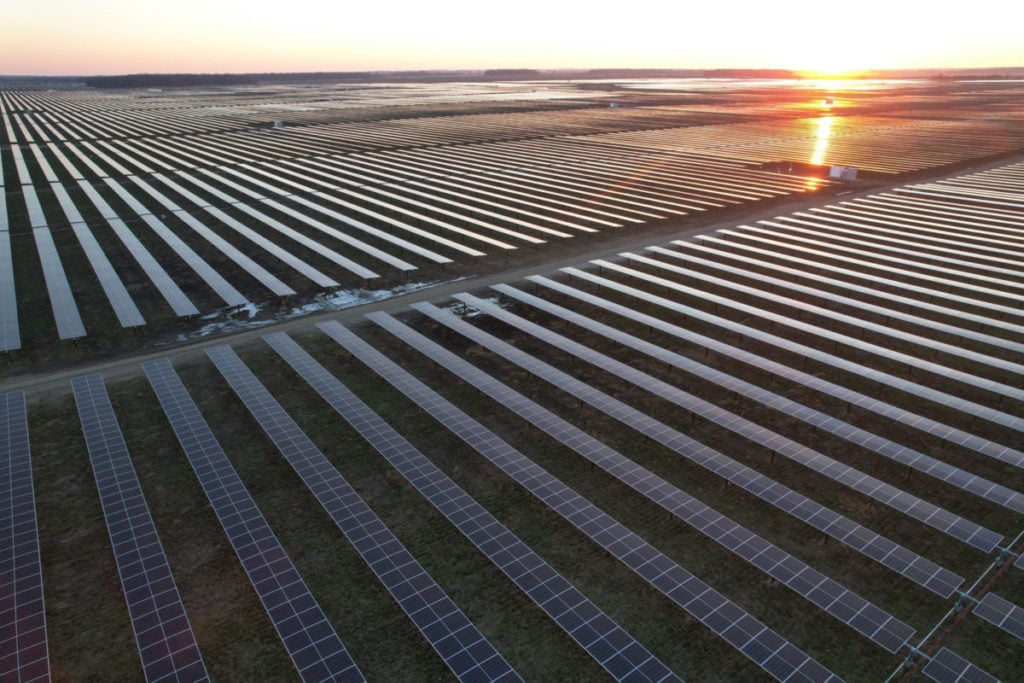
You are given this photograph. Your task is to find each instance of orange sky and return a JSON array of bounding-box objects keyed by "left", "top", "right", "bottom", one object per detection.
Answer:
[{"left": 2, "top": 0, "right": 1022, "bottom": 76}]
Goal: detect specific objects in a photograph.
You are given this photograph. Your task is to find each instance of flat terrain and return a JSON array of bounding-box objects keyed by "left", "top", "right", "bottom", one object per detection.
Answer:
[{"left": 2, "top": 78, "right": 1024, "bottom": 682}]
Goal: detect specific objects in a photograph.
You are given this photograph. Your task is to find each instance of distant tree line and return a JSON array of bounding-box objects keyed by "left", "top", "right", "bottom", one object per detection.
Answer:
[
  {"left": 80, "top": 67, "right": 1024, "bottom": 90},
  {"left": 84, "top": 73, "right": 259, "bottom": 88}
]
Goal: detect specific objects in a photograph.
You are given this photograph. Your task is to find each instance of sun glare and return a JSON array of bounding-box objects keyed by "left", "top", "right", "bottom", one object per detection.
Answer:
[{"left": 810, "top": 115, "right": 833, "bottom": 166}]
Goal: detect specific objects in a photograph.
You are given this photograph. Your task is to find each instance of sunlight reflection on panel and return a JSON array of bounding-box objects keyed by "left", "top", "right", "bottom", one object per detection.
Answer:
[
  {"left": 811, "top": 115, "right": 833, "bottom": 165},
  {"left": 805, "top": 114, "right": 834, "bottom": 189}
]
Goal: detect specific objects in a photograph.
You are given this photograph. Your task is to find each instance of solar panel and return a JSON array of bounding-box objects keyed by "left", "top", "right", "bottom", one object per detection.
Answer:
[
  {"left": 240, "top": 162, "right": 451, "bottom": 263},
  {"left": 973, "top": 593, "right": 1024, "bottom": 640},
  {"left": 205, "top": 346, "right": 521, "bottom": 683},
  {"left": 141, "top": 359, "right": 365, "bottom": 683},
  {"left": 0, "top": 391, "right": 50, "bottom": 682},
  {"left": 317, "top": 321, "right": 840, "bottom": 682},
  {"left": 415, "top": 297, "right": 964, "bottom": 599},
  {"left": 212, "top": 166, "right": 421, "bottom": 271},
  {"left": 26, "top": 144, "right": 58, "bottom": 182},
  {"left": 32, "top": 227, "right": 86, "bottom": 340},
  {"left": 0, "top": 227, "right": 20, "bottom": 351},
  {"left": 364, "top": 309, "right": 917, "bottom": 653},
  {"left": 856, "top": 191, "right": 1024, "bottom": 228},
  {"left": 867, "top": 191, "right": 1024, "bottom": 229},
  {"left": 263, "top": 330, "right": 666, "bottom": 683},
  {"left": 921, "top": 647, "right": 998, "bottom": 683},
  {"left": 323, "top": 184, "right": 518, "bottom": 251},
  {"left": 809, "top": 204, "right": 1024, "bottom": 262},
  {"left": 70, "top": 374, "right": 208, "bottom": 682},
  {"left": 525, "top": 272, "right": 1024, "bottom": 517},
  {"left": 267, "top": 161, "right": 486, "bottom": 257}
]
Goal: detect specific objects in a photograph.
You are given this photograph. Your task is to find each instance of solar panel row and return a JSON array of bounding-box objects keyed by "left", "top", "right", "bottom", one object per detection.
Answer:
[
  {"left": 189, "top": 168, "right": 384, "bottom": 279},
  {"left": 237, "top": 162, "right": 455, "bottom": 263},
  {"left": 0, "top": 391, "right": 49, "bottom": 682},
  {"left": 70, "top": 374, "right": 208, "bottom": 682},
  {"left": 99, "top": 176, "right": 249, "bottom": 308},
  {"left": 318, "top": 321, "right": 841, "bottom": 681},
  {"left": 172, "top": 171, "right": 341, "bottom": 288},
  {"left": 417, "top": 297, "right": 964, "bottom": 599},
  {"left": 660, "top": 237, "right": 1024, "bottom": 470},
  {"left": 364, "top": 309, "right": 917, "bottom": 653},
  {"left": 141, "top": 359, "right": 365, "bottom": 683},
  {"left": 770, "top": 214, "right": 1024, "bottom": 282},
  {"left": 75, "top": 179, "right": 198, "bottom": 317},
  {"left": 205, "top": 346, "right": 521, "bottom": 683},
  {"left": 805, "top": 204, "right": 1024, "bottom": 266}
]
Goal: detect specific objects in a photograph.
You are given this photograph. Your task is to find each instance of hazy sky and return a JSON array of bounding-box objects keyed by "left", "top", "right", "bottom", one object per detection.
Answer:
[{"left": 3, "top": 0, "right": 1022, "bottom": 76}]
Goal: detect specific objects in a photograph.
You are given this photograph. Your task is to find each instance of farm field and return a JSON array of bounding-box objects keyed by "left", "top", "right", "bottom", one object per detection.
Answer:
[{"left": 3, "top": 78, "right": 1024, "bottom": 682}]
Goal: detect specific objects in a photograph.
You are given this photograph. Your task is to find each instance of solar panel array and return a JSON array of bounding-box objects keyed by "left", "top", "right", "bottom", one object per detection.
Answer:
[
  {"left": 70, "top": 374, "right": 208, "bottom": 682},
  {"left": 0, "top": 391, "right": 49, "bottom": 682},
  {"left": 921, "top": 647, "right": 998, "bottom": 683},
  {"left": 673, "top": 235, "right": 1024, "bottom": 469},
  {"left": 7, "top": 79, "right": 1021, "bottom": 351},
  {"left": 567, "top": 261, "right": 1024, "bottom": 461},
  {"left": 141, "top": 358, "right": 365, "bottom": 683},
  {"left": 264, "top": 329, "right": 674, "bottom": 682},
  {"left": 519, "top": 270, "right": 1024, "bottom": 517},
  {"left": 318, "top": 320, "right": 841, "bottom": 681},
  {"left": 584, "top": 257, "right": 1024, "bottom": 424},
  {"left": 489, "top": 280, "right": 1000, "bottom": 553},
  {"left": 431, "top": 294, "right": 964, "bottom": 599},
  {"left": 583, "top": 115, "right": 1024, "bottom": 174},
  {"left": 204, "top": 345, "right": 522, "bottom": 683},
  {"left": 5, "top": 81, "right": 851, "bottom": 348},
  {"left": 363, "top": 309, "right": 917, "bottom": 652},
  {"left": 7, "top": 83, "right": 1024, "bottom": 679}
]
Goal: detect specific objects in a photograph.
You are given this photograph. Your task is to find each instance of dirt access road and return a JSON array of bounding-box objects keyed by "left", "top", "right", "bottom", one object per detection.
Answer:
[{"left": 4, "top": 152, "right": 1022, "bottom": 402}]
